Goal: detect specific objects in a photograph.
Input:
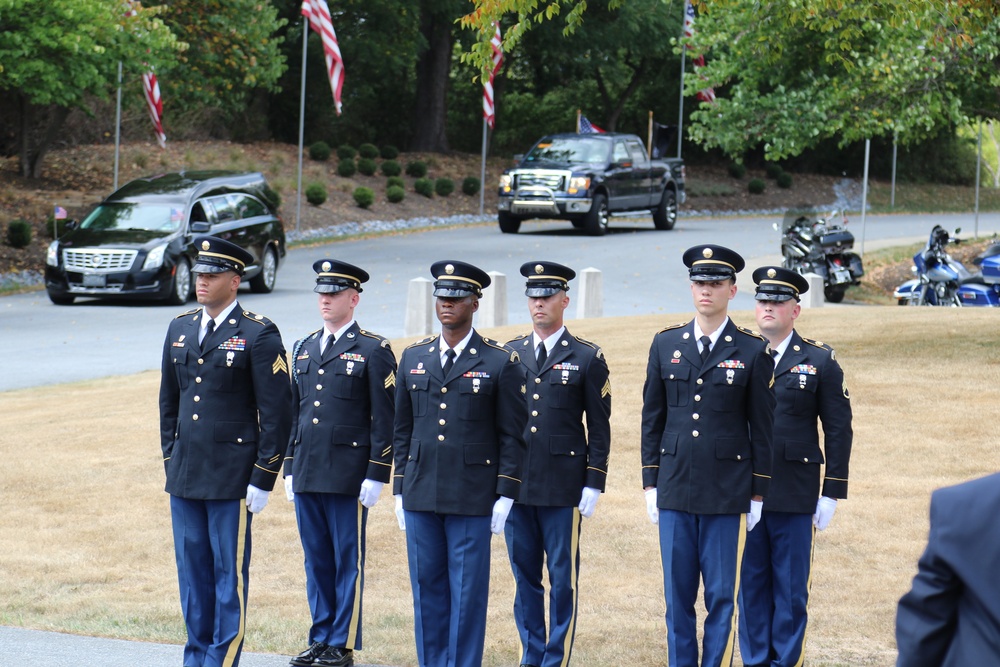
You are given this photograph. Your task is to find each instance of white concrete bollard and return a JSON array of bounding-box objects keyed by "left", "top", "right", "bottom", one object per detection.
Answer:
[
  {"left": 801, "top": 273, "right": 825, "bottom": 309},
  {"left": 478, "top": 271, "right": 507, "bottom": 328},
  {"left": 404, "top": 277, "right": 434, "bottom": 337},
  {"left": 575, "top": 267, "right": 603, "bottom": 319}
]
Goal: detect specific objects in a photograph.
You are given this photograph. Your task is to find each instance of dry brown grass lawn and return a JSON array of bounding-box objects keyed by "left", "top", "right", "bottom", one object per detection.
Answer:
[{"left": 2, "top": 306, "right": 998, "bottom": 666}]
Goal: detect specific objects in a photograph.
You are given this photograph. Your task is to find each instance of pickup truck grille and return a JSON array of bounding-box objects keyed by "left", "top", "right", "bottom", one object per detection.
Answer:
[
  {"left": 64, "top": 249, "right": 138, "bottom": 273},
  {"left": 516, "top": 173, "right": 565, "bottom": 190}
]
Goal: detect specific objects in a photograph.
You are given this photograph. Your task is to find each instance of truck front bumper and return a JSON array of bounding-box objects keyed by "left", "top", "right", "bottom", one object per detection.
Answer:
[{"left": 498, "top": 187, "right": 592, "bottom": 216}]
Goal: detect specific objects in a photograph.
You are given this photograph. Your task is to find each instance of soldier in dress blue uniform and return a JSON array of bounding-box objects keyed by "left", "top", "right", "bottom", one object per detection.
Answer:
[
  {"left": 392, "top": 260, "right": 528, "bottom": 667},
  {"left": 738, "top": 266, "right": 853, "bottom": 667},
  {"left": 283, "top": 260, "right": 397, "bottom": 667},
  {"left": 159, "top": 236, "right": 292, "bottom": 667},
  {"left": 504, "top": 261, "right": 611, "bottom": 667},
  {"left": 640, "top": 244, "right": 775, "bottom": 667}
]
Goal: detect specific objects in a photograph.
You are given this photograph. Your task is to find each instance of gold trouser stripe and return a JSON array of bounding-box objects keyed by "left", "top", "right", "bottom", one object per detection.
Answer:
[
  {"left": 222, "top": 503, "right": 248, "bottom": 667},
  {"left": 791, "top": 526, "right": 818, "bottom": 667},
  {"left": 558, "top": 509, "right": 583, "bottom": 667},
  {"left": 720, "top": 514, "right": 748, "bottom": 667},
  {"left": 345, "top": 501, "right": 364, "bottom": 648}
]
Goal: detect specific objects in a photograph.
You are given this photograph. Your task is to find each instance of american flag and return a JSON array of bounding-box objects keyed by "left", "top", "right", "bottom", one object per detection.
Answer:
[
  {"left": 683, "top": 1, "right": 716, "bottom": 104},
  {"left": 579, "top": 116, "right": 605, "bottom": 134},
  {"left": 142, "top": 70, "right": 166, "bottom": 148},
  {"left": 302, "top": 0, "right": 345, "bottom": 115},
  {"left": 483, "top": 22, "right": 503, "bottom": 129}
]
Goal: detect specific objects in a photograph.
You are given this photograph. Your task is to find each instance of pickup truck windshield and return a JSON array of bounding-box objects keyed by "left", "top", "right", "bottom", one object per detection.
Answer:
[
  {"left": 80, "top": 203, "right": 184, "bottom": 233},
  {"left": 525, "top": 137, "right": 609, "bottom": 165}
]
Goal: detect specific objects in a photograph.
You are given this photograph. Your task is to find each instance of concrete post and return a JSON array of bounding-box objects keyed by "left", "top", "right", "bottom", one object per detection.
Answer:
[
  {"left": 575, "top": 267, "right": 603, "bottom": 319},
  {"left": 404, "top": 277, "right": 434, "bottom": 337},
  {"left": 801, "top": 273, "right": 825, "bottom": 308},
  {"left": 478, "top": 271, "right": 507, "bottom": 328}
]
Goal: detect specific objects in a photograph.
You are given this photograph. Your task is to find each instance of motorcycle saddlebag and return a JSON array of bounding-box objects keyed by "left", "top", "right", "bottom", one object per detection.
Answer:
[
  {"left": 957, "top": 283, "right": 1000, "bottom": 307},
  {"left": 979, "top": 255, "right": 1000, "bottom": 284},
  {"left": 819, "top": 229, "right": 855, "bottom": 251}
]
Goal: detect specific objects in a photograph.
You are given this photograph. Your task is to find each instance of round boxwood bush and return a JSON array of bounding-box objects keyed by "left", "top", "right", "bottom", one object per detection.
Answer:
[
  {"left": 337, "top": 159, "right": 356, "bottom": 178},
  {"left": 305, "top": 183, "right": 328, "bottom": 205},
  {"left": 434, "top": 178, "right": 455, "bottom": 197},
  {"left": 386, "top": 176, "right": 405, "bottom": 189},
  {"left": 748, "top": 178, "right": 766, "bottom": 194},
  {"left": 461, "top": 176, "right": 481, "bottom": 196},
  {"left": 414, "top": 178, "right": 434, "bottom": 198},
  {"left": 358, "top": 143, "right": 380, "bottom": 159},
  {"left": 357, "top": 157, "right": 378, "bottom": 176},
  {"left": 765, "top": 163, "right": 784, "bottom": 179},
  {"left": 727, "top": 162, "right": 746, "bottom": 179},
  {"left": 406, "top": 160, "right": 428, "bottom": 178},
  {"left": 776, "top": 171, "right": 793, "bottom": 189},
  {"left": 6, "top": 219, "right": 32, "bottom": 248},
  {"left": 380, "top": 145, "right": 399, "bottom": 160},
  {"left": 309, "top": 140, "right": 331, "bottom": 161},
  {"left": 337, "top": 145, "right": 357, "bottom": 160},
  {"left": 380, "top": 160, "right": 402, "bottom": 177},
  {"left": 386, "top": 185, "right": 406, "bottom": 203},
  {"left": 353, "top": 186, "right": 375, "bottom": 209}
]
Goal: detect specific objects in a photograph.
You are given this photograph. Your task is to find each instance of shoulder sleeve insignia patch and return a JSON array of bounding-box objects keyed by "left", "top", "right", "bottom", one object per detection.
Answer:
[
  {"left": 601, "top": 377, "right": 612, "bottom": 398},
  {"left": 273, "top": 354, "right": 289, "bottom": 375},
  {"left": 521, "top": 383, "right": 527, "bottom": 394},
  {"left": 510, "top": 350, "right": 520, "bottom": 363},
  {"left": 385, "top": 371, "right": 396, "bottom": 388}
]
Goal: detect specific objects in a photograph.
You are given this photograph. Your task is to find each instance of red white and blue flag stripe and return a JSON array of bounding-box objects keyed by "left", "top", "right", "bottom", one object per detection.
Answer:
[
  {"left": 302, "top": 0, "right": 345, "bottom": 114},
  {"left": 483, "top": 22, "right": 503, "bottom": 129}
]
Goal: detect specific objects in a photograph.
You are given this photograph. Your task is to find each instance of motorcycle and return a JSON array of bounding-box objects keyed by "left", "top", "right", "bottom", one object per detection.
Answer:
[
  {"left": 778, "top": 208, "right": 864, "bottom": 303},
  {"left": 893, "top": 225, "right": 1000, "bottom": 306}
]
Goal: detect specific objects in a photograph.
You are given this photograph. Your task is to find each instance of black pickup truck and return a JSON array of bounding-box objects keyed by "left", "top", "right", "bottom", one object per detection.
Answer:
[{"left": 496, "top": 132, "right": 685, "bottom": 236}]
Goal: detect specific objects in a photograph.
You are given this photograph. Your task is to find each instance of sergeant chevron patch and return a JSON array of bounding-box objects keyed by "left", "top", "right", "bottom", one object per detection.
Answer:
[
  {"left": 273, "top": 355, "right": 289, "bottom": 375},
  {"left": 601, "top": 378, "right": 612, "bottom": 398},
  {"left": 385, "top": 371, "right": 396, "bottom": 388}
]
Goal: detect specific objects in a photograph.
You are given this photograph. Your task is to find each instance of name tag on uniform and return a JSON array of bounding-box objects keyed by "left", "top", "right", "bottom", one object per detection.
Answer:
[{"left": 410, "top": 368, "right": 426, "bottom": 374}]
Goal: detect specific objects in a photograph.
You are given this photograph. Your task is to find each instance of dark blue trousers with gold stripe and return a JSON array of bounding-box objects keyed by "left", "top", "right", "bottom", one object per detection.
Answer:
[
  {"left": 170, "top": 496, "right": 251, "bottom": 667},
  {"left": 738, "top": 512, "right": 814, "bottom": 667},
  {"left": 659, "top": 510, "right": 745, "bottom": 667},
  {"left": 504, "top": 505, "right": 582, "bottom": 667},
  {"left": 294, "top": 492, "right": 367, "bottom": 650}
]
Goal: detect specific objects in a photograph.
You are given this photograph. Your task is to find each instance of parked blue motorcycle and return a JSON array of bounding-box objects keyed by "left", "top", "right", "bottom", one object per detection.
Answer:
[{"left": 893, "top": 225, "right": 1000, "bottom": 306}]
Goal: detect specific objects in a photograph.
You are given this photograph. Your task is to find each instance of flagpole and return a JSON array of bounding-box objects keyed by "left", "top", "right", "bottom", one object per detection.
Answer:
[
  {"left": 479, "top": 119, "right": 489, "bottom": 216},
  {"left": 114, "top": 61, "right": 123, "bottom": 191},
  {"left": 576, "top": 109, "right": 581, "bottom": 133},
  {"left": 296, "top": 19, "right": 309, "bottom": 234},
  {"left": 677, "top": 47, "right": 686, "bottom": 160}
]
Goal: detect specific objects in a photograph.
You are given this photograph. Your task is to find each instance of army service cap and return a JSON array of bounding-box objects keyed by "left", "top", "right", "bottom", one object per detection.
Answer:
[
  {"left": 753, "top": 266, "right": 810, "bottom": 302},
  {"left": 521, "top": 261, "right": 575, "bottom": 297},
  {"left": 683, "top": 244, "right": 745, "bottom": 282},
  {"left": 192, "top": 236, "right": 253, "bottom": 276},
  {"left": 431, "top": 260, "right": 491, "bottom": 298},
  {"left": 313, "top": 259, "right": 369, "bottom": 294}
]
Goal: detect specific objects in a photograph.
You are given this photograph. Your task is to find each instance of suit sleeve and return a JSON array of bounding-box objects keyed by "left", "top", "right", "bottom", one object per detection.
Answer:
[
  {"left": 640, "top": 336, "right": 665, "bottom": 489},
  {"left": 747, "top": 344, "right": 775, "bottom": 498},
  {"left": 582, "top": 350, "right": 612, "bottom": 491},
  {"left": 495, "top": 351, "right": 528, "bottom": 500},
  {"left": 247, "top": 322, "right": 293, "bottom": 491},
  {"left": 391, "top": 349, "right": 414, "bottom": 496},
  {"left": 818, "top": 351, "right": 853, "bottom": 499},
  {"left": 158, "top": 326, "right": 180, "bottom": 474},
  {"left": 365, "top": 341, "right": 397, "bottom": 483}
]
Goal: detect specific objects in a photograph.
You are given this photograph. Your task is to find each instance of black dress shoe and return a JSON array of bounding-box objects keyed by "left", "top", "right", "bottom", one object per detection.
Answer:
[
  {"left": 314, "top": 646, "right": 354, "bottom": 667},
  {"left": 289, "top": 642, "right": 329, "bottom": 666},
  {"left": 519, "top": 664, "right": 540, "bottom": 667}
]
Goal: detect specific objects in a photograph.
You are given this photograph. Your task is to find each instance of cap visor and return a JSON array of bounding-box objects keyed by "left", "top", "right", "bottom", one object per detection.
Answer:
[
  {"left": 755, "top": 292, "right": 795, "bottom": 302},
  {"left": 314, "top": 284, "right": 350, "bottom": 294},
  {"left": 433, "top": 287, "right": 474, "bottom": 298},
  {"left": 192, "top": 262, "right": 231, "bottom": 274}
]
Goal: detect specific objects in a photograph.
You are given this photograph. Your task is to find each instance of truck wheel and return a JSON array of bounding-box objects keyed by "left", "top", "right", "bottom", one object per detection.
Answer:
[
  {"left": 570, "top": 218, "right": 585, "bottom": 229},
  {"left": 824, "top": 285, "right": 847, "bottom": 303},
  {"left": 498, "top": 212, "right": 522, "bottom": 234},
  {"left": 582, "top": 193, "right": 608, "bottom": 236},
  {"left": 652, "top": 189, "right": 677, "bottom": 230}
]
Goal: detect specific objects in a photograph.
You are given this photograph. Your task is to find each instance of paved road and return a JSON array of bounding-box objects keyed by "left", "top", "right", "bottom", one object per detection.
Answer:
[{"left": 2, "top": 212, "right": 997, "bottom": 392}]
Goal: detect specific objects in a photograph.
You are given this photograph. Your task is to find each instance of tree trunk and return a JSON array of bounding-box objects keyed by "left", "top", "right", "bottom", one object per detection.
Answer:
[
  {"left": 18, "top": 95, "right": 71, "bottom": 179},
  {"left": 410, "top": 2, "right": 453, "bottom": 153}
]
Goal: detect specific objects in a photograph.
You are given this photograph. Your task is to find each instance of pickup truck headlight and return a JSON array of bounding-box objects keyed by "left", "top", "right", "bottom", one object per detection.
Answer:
[
  {"left": 143, "top": 244, "right": 168, "bottom": 271},
  {"left": 46, "top": 241, "right": 60, "bottom": 267},
  {"left": 499, "top": 174, "right": 513, "bottom": 193},
  {"left": 568, "top": 176, "right": 591, "bottom": 194}
]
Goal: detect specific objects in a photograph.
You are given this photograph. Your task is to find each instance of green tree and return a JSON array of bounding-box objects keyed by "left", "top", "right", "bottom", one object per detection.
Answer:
[{"left": 0, "top": 0, "right": 180, "bottom": 177}]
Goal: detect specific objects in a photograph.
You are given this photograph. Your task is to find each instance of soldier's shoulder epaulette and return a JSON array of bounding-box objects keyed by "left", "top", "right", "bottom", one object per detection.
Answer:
[
  {"left": 656, "top": 322, "right": 687, "bottom": 334},
  {"left": 241, "top": 310, "right": 272, "bottom": 325},
  {"left": 303, "top": 328, "right": 323, "bottom": 343},
  {"left": 572, "top": 335, "right": 606, "bottom": 360},
  {"left": 510, "top": 333, "right": 531, "bottom": 343},
  {"left": 482, "top": 337, "right": 520, "bottom": 363},
  {"left": 175, "top": 307, "right": 200, "bottom": 319},
  {"left": 736, "top": 325, "right": 766, "bottom": 341},
  {"left": 405, "top": 335, "right": 436, "bottom": 350},
  {"left": 360, "top": 329, "right": 392, "bottom": 349},
  {"left": 801, "top": 336, "right": 835, "bottom": 356}
]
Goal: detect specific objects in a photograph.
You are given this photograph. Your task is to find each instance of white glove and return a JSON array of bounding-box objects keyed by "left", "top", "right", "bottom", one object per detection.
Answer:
[
  {"left": 813, "top": 496, "right": 838, "bottom": 530},
  {"left": 747, "top": 499, "right": 763, "bottom": 532},
  {"left": 358, "top": 479, "right": 383, "bottom": 508},
  {"left": 246, "top": 484, "right": 270, "bottom": 514},
  {"left": 644, "top": 488, "right": 659, "bottom": 525},
  {"left": 284, "top": 476, "right": 294, "bottom": 502},
  {"left": 491, "top": 496, "right": 514, "bottom": 534},
  {"left": 394, "top": 494, "right": 406, "bottom": 531},
  {"left": 578, "top": 487, "right": 601, "bottom": 518}
]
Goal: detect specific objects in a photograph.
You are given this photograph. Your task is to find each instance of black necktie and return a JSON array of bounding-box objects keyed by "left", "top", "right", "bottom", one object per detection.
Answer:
[
  {"left": 201, "top": 318, "right": 215, "bottom": 350},
  {"left": 322, "top": 334, "right": 335, "bottom": 359},
  {"left": 536, "top": 342, "right": 547, "bottom": 367},
  {"left": 443, "top": 348, "right": 456, "bottom": 375},
  {"left": 770, "top": 349, "right": 779, "bottom": 360},
  {"left": 699, "top": 335, "right": 711, "bottom": 363}
]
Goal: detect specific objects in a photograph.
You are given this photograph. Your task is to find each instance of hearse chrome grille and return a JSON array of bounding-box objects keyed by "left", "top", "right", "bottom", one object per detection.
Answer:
[{"left": 63, "top": 249, "right": 138, "bottom": 273}]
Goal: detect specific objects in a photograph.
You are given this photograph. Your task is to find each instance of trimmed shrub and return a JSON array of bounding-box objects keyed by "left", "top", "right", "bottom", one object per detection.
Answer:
[
  {"left": 380, "top": 160, "right": 402, "bottom": 177},
  {"left": 765, "top": 163, "right": 783, "bottom": 179},
  {"left": 434, "top": 178, "right": 455, "bottom": 197},
  {"left": 6, "top": 219, "right": 32, "bottom": 248},
  {"left": 357, "top": 157, "right": 378, "bottom": 176},
  {"left": 461, "top": 176, "right": 481, "bottom": 196},
  {"left": 337, "top": 159, "right": 356, "bottom": 178},
  {"left": 353, "top": 186, "right": 375, "bottom": 209},
  {"left": 748, "top": 178, "right": 766, "bottom": 194},
  {"left": 406, "top": 160, "right": 428, "bottom": 178},
  {"left": 305, "top": 183, "right": 328, "bottom": 206},
  {"left": 414, "top": 178, "right": 434, "bottom": 198},
  {"left": 380, "top": 145, "right": 399, "bottom": 160},
  {"left": 727, "top": 163, "right": 746, "bottom": 179},
  {"left": 358, "top": 143, "right": 380, "bottom": 159},
  {"left": 337, "top": 145, "right": 357, "bottom": 160},
  {"left": 386, "top": 176, "right": 405, "bottom": 189},
  {"left": 387, "top": 185, "right": 406, "bottom": 203},
  {"left": 309, "top": 141, "right": 331, "bottom": 161},
  {"left": 776, "top": 171, "right": 793, "bottom": 189}
]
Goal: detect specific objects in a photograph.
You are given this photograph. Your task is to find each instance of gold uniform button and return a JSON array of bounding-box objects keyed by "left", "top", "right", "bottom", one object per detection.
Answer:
[
  {"left": 198, "top": 358, "right": 204, "bottom": 365},
  {"left": 316, "top": 384, "right": 323, "bottom": 391},
  {"left": 533, "top": 394, "right": 540, "bottom": 400},
  {"left": 486, "top": 459, "right": 491, "bottom": 465},
  {"left": 535, "top": 378, "right": 541, "bottom": 384},
  {"left": 696, "top": 378, "right": 704, "bottom": 385},
  {"left": 440, "top": 402, "right": 447, "bottom": 410},
  {"left": 195, "top": 377, "right": 202, "bottom": 384},
  {"left": 693, "top": 413, "right": 700, "bottom": 420},
  {"left": 318, "top": 369, "right": 325, "bottom": 375},
  {"left": 352, "top": 441, "right": 358, "bottom": 446},
  {"left": 438, "top": 434, "right": 445, "bottom": 441},
  {"left": 314, "top": 401, "right": 321, "bottom": 407},
  {"left": 530, "top": 426, "right": 537, "bottom": 433},
  {"left": 312, "top": 418, "right": 319, "bottom": 424},
  {"left": 737, "top": 454, "right": 742, "bottom": 460},
  {"left": 692, "top": 430, "right": 699, "bottom": 437},
  {"left": 441, "top": 387, "right": 448, "bottom": 394},
  {"left": 803, "top": 457, "right": 809, "bottom": 463},
  {"left": 237, "top": 438, "right": 243, "bottom": 443},
  {"left": 192, "top": 414, "right": 199, "bottom": 421},
  {"left": 439, "top": 419, "right": 446, "bottom": 426},
  {"left": 531, "top": 410, "right": 538, "bottom": 417},
  {"left": 570, "top": 450, "right": 576, "bottom": 456},
  {"left": 193, "top": 396, "right": 200, "bottom": 402},
  {"left": 694, "top": 395, "right": 702, "bottom": 402}
]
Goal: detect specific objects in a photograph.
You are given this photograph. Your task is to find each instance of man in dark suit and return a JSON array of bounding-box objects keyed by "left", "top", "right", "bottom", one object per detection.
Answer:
[
  {"left": 504, "top": 261, "right": 612, "bottom": 667},
  {"left": 896, "top": 472, "right": 1000, "bottom": 666},
  {"left": 283, "top": 260, "right": 397, "bottom": 667},
  {"left": 159, "top": 236, "right": 292, "bottom": 667},
  {"left": 640, "top": 244, "right": 774, "bottom": 667},
  {"left": 738, "top": 266, "right": 853, "bottom": 667},
  {"left": 392, "top": 260, "right": 528, "bottom": 667}
]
